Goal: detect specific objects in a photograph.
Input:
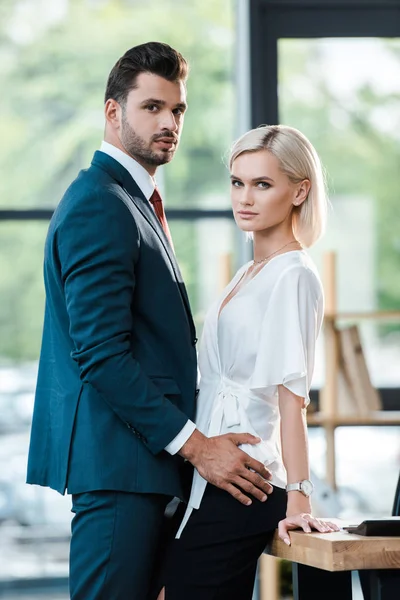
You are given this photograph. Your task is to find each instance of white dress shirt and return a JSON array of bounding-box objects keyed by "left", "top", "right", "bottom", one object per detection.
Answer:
[
  {"left": 176, "top": 250, "right": 324, "bottom": 537},
  {"left": 99, "top": 140, "right": 196, "bottom": 455}
]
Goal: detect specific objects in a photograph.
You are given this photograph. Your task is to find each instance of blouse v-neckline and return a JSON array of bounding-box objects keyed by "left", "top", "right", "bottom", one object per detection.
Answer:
[{"left": 217, "top": 250, "right": 305, "bottom": 321}]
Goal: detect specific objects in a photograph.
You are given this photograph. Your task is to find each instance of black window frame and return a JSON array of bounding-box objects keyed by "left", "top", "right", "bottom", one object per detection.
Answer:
[{"left": 249, "top": 0, "right": 400, "bottom": 126}]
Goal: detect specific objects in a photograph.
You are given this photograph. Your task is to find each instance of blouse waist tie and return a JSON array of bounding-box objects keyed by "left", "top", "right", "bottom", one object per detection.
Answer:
[{"left": 175, "top": 377, "right": 279, "bottom": 539}]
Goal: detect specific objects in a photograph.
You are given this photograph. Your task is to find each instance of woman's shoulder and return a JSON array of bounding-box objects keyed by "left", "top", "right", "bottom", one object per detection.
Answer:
[{"left": 270, "top": 251, "right": 323, "bottom": 295}]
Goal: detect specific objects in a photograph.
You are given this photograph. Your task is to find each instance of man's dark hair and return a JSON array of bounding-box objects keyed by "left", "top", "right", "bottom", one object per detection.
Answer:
[{"left": 105, "top": 41, "right": 189, "bottom": 105}]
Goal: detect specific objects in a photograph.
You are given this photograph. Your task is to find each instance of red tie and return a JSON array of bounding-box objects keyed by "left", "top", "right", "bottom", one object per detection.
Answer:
[{"left": 149, "top": 187, "right": 174, "bottom": 250}]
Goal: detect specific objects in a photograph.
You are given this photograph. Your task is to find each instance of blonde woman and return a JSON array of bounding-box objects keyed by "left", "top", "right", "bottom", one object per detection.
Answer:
[{"left": 158, "top": 125, "right": 340, "bottom": 599}]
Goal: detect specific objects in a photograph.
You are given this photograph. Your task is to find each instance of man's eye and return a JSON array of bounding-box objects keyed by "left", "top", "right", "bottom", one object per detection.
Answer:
[
  {"left": 146, "top": 104, "right": 159, "bottom": 112},
  {"left": 173, "top": 108, "right": 183, "bottom": 116}
]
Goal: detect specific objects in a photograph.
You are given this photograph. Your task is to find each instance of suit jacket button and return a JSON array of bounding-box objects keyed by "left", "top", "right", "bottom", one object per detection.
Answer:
[{"left": 192, "top": 337, "right": 198, "bottom": 346}]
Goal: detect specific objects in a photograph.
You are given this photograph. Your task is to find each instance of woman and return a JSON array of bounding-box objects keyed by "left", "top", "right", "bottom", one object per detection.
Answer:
[{"left": 158, "top": 125, "right": 339, "bottom": 599}]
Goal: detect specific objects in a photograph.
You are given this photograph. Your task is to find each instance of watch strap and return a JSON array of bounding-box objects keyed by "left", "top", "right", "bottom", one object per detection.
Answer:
[{"left": 286, "top": 482, "right": 302, "bottom": 492}]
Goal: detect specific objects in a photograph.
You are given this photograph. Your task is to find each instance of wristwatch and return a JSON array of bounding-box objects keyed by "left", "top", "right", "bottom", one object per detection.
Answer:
[{"left": 286, "top": 479, "right": 314, "bottom": 497}]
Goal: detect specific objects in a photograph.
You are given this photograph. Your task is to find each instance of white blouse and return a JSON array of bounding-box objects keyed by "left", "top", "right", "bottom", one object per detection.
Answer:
[{"left": 176, "top": 250, "right": 324, "bottom": 538}]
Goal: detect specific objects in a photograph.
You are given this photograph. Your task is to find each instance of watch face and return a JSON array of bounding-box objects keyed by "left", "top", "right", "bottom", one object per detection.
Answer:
[{"left": 301, "top": 480, "right": 314, "bottom": 496}]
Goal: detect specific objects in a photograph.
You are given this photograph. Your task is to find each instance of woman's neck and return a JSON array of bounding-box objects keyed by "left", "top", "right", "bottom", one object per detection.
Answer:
[{"left": 252, "top": 229, "right": 300, "bottom": 264}]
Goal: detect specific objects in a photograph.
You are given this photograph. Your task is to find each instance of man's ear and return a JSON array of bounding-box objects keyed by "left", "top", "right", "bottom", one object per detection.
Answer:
[{"left": 104, "top": 99, "right": 122, "bottom": 131}]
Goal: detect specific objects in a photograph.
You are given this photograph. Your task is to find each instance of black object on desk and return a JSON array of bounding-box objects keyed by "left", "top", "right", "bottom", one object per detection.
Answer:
[{"left": 343, "top": 517, "right": 400, "bottom": 537}]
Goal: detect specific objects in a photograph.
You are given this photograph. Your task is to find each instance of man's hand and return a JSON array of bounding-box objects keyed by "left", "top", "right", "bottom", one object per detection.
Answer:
[{"left": 179, "top": 429, "right": 273, "bottom": 505}]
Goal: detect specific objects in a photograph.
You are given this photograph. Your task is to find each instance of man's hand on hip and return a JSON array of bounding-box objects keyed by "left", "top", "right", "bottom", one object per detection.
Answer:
[{"left": 178, "top": 429, "right": 273, "bottom": 505}]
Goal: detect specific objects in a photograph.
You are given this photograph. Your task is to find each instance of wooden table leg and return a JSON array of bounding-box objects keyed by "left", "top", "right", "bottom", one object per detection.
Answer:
[
  {"left": 259, "top": 554, "right": 279, "bottom": 600},
  {"left": 292, "top": 563, "right": 352, "bottom": 600},
  {"left": 369, "top": 570, "right": 400, "bottom": 600}
]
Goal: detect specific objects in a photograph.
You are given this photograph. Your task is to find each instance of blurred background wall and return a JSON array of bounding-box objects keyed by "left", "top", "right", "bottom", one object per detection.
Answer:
[{"left": 0, "top": 0, "right": 399, "bottom": 598}]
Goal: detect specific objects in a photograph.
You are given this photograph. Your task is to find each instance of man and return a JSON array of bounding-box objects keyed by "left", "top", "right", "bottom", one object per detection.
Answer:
[{"left": 27, "top": 42, "right": 272, "bottom": 599}]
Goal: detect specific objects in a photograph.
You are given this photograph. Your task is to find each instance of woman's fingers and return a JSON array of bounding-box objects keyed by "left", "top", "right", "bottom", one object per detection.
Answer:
[
  {"left": 278, "top": 515, "right": 305, "bottom": 544},
  {"left": 300, "top": 516, "right": 313, "bottom": 532},
  {"left": 278, "top": 518, "right": 292, "bottom": 545},
  {"left": 324, "top": 521, "right": 341, "bottom": 531},
  {"left": 307, "top": 518, "right": 340, "bottom": 532},
  {"left": 308, "top": 517, "right": 328, "bottom": 532},
  {"left": 278, "top": 514, "right": 340, "bottom": 546}
]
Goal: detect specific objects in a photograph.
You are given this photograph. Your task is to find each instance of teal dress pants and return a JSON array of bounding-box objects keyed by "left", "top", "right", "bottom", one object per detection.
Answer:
[{"left": 69, "top": 490, "right": 171, "bottom": 600}]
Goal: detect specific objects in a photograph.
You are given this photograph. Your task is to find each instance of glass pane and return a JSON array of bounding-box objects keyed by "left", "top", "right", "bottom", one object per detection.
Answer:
[
  {"left": 278, "top": 38, "right": 400, "bottom": 387},
  {"left": 308, "top": 427, "right": 399, "bottom": 518},
  {"left": 0, "top": 0, "right": 234, "bottom": 209}
]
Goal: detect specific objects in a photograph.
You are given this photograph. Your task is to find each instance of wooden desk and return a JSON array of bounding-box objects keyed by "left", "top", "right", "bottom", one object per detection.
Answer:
[{"left": 264, "top": 528, "right": 400, "bottom": 600}]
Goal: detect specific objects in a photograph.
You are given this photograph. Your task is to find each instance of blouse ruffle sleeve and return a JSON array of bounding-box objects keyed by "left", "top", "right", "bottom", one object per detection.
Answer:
[{"left": 249, "top": 265, "right": 323, "bottom": 406}]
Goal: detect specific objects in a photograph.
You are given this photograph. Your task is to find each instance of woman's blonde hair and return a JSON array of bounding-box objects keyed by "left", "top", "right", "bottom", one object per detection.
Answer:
[{"left": 229, "top": 125, "right": 328, "bottom": 247}]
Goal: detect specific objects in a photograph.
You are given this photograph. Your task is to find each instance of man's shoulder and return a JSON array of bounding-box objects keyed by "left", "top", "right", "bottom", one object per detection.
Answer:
[
  {"left": 66, "top": 160, "right": 113, "bottom": 196},
  {"left": 58, "top": 162, "right": 125, "bottom": 210},
  {"left": 49, "top": 165, "right": 137, "bottom": 238}
]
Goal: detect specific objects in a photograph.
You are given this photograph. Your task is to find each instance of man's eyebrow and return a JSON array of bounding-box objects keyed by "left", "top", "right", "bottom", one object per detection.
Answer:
[
  {"left": 140, "top": 98, "right": 188, "bottom": 110},
  {"left": 140, "top": 98, "right": 166, "bottom": 106}
]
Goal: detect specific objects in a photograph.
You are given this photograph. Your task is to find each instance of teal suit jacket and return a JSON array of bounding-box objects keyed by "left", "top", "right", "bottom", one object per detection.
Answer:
[{"left": 27, "top": 151, "right": 198, "bottom": 498}]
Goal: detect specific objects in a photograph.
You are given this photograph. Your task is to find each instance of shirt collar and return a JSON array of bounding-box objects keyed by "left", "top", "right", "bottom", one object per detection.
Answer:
[{"left": 99, "top": 140, "right": 156, "bottom": 201}]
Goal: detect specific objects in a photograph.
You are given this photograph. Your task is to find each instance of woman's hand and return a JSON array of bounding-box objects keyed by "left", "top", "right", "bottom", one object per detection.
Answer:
[{"left": 278, "top": 513, "right": 340, "bottom": 546}]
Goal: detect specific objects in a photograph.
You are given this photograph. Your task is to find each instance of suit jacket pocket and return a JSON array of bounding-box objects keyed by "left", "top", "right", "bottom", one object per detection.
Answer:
[{"left": 148, "top": 375, "right": 181, "bottom": 397}]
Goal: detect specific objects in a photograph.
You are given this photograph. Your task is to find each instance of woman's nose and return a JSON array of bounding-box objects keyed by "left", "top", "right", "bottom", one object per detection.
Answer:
[{"left": 239, "top": 188, "right": 254, "bottom": 206}]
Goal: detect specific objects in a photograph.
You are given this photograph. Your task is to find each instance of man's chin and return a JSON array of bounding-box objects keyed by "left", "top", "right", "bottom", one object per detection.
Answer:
[{"left": 154, "top": 149, "right": 175, "bottom": 164}]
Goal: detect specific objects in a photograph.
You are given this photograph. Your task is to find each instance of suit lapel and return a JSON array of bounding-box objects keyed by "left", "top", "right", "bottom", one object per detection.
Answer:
[
  {"left": 91, "top": 152, "right": 196, "bottom": 338},
  {"left": 125, "top": 191, "right": 195, "bottom": 327}
]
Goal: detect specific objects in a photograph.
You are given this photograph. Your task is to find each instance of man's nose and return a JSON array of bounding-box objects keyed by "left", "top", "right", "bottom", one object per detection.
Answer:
[{"left": 160, "top": 111, "right": 179, "bottom": 132}]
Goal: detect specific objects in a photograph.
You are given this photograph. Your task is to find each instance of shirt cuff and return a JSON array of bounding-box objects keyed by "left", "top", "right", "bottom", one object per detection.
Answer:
[{"left": 164, "top": 420, "right": 196, "bottom": 455}]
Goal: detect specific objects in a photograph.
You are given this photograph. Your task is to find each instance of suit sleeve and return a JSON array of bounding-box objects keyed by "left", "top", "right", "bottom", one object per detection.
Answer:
[{"left": 57, "top": 189, "right": 189, "bottom": 455}]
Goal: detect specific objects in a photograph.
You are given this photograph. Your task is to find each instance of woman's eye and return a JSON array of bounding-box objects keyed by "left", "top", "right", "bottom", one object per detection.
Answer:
[
  {"left": 257, "top": 181, "right": 270, "bottom": 189},
  {"left": 231, "top": 180, "right": 243, "bottom": 187}
]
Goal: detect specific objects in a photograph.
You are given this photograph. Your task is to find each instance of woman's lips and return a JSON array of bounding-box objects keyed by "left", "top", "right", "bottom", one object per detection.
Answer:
[{"left": 237, "top": 211, "right": 258, "bottom": 219}]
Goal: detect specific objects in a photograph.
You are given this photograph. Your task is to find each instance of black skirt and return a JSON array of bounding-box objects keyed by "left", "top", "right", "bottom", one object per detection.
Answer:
[{"left": 159, "top": 483, "right": 287, "bottom": 600}]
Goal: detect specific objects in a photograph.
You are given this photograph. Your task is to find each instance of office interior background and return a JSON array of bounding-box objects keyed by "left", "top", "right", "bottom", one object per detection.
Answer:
[{"left": 0, "top": 0, "right": 399, "bottom": 598}]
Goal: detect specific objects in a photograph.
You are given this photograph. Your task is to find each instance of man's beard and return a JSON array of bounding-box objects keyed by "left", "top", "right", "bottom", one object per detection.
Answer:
[{"left": 120, "top": 113, "right": 177, "bottom": 167}]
